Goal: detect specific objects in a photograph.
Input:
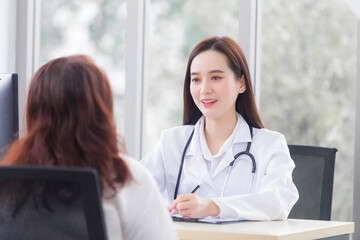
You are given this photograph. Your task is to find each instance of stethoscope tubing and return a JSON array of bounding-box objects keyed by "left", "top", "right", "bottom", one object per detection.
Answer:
[
  {"left": 220, "top": 151, "right": 256, "bottom": 197},
  {"left": 173, "top": 129, "right": 195, "bottom": 200},
  {"left": 174, "top": 124, "right": 256, "bottom": 200}
]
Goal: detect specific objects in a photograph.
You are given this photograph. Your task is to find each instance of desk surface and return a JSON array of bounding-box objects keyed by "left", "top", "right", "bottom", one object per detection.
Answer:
[{"left": 174, "top": 218, "right": 354, "bottom": 240}]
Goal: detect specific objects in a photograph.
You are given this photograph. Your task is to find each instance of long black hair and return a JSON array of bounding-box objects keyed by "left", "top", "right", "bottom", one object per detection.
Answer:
[{"left": 183, "top": 36, "right": 264, "bottom": 128}]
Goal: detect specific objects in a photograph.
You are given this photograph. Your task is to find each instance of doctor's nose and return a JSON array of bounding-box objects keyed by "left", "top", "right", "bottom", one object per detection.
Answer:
[{"left": 200, "top": 79, "right": 212, "bottom": 95}]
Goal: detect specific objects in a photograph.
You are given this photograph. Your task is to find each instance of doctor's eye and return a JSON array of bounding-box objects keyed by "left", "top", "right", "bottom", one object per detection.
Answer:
[
  {"left": 191, "top": 78, "right": 200, "bottom": 83},
  {"left": 211, "top": 76, "right": 222, "bottom": 80}
]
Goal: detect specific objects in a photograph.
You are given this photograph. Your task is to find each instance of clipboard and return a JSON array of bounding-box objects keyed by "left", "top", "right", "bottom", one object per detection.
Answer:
[{"left": 172, "top": 215, "right": 246, "bottom": 224}]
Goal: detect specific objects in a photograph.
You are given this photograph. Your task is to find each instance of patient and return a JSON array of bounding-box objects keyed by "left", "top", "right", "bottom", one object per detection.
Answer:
[{"left": 1, "top": 55, "right": 179, "bottom": 240}]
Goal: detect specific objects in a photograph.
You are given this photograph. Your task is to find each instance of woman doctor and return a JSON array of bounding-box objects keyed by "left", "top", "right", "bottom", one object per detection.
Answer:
[{"left": 141, "top": 36, "right": 299, "bottom": 220}]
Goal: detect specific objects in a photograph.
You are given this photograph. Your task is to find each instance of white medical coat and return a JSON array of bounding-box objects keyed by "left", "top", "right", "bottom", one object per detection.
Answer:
[{"left": 141, "top": 114, "right": 299, "bottom": 220}]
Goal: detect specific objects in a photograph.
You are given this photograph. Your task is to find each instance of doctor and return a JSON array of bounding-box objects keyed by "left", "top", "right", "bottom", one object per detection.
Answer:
[{"left": 141, "top": 36, "right": 299, "bottom": 220}]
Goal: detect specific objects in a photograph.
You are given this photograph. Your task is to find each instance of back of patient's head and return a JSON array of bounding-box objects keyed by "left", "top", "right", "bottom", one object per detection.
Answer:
[
  {"left": 2, "top": 55, "right": 131, "bottom": 191},
  {"left": 27, "top": 54, "right": 114, "bottom": 137}
]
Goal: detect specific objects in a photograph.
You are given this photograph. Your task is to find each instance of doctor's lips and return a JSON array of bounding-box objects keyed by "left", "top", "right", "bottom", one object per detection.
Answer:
[{"left": 201, "top": 98, "right": 217, "bottom": 108}]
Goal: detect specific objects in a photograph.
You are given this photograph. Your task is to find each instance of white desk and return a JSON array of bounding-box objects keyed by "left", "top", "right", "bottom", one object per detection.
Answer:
[{"left": 174, "top": 218, "right": 354, "bottom": 240}]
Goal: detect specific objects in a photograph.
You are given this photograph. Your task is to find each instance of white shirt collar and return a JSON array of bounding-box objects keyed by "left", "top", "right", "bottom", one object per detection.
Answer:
[
  {"left": 199, "top": 114, "right": 240, "bottom": 161},
  {"left": 233, "top": 112, "right": 252, "bottom": 144},
  {"left": 186, "top": 113, "right": 252, "bottom": 157}
]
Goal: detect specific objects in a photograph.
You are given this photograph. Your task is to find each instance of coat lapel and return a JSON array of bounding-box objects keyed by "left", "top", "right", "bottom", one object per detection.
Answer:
[
  {"left": 181, "top": 114, "right": 253, "bottom": 187},
  {"left": 183, "top": 117, "right": 214, "bottom": 188},
  {"left": 211, "top": 114, "right": 253, "bottom": 178}
]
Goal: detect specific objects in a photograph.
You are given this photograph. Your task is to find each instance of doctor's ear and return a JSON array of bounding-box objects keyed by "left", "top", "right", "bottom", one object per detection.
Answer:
[{"left": 238, "top": 75, "right": 246, "bottom": 94}]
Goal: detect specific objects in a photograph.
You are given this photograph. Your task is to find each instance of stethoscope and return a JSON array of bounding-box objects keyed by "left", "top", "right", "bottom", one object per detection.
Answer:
[{"left": 173, "top": 125, "right": 256, "bottom": 199}]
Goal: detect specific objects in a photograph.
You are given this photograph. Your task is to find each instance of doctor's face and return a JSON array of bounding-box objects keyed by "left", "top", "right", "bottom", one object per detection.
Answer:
[{"left": 190, "top": 50, "right": 246, "bottom": 121}]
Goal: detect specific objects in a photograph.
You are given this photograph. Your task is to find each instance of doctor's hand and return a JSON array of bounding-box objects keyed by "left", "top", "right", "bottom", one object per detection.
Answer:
[{"left": 170, "top": 194, "right": 220, "bottom": 219}]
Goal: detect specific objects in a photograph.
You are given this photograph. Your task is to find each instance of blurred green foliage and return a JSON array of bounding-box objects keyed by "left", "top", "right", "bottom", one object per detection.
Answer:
[{"left": 261, "top": 0, "right": 356, "bottom": 221}]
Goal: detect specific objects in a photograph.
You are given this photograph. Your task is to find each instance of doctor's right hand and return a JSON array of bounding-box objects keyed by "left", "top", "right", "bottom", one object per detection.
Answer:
[{"left": 169, "top": 194, "right": 220, "bottom": 219}]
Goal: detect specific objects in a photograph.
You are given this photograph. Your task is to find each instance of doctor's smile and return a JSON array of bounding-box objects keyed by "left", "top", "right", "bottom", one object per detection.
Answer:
[{"left": 201, "top": 98, "right": 217, "bottom": 107}]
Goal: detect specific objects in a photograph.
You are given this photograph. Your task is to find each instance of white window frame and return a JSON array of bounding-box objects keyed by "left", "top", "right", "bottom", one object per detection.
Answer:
[
  {"left": 9, "top": 0, "right": 40, "bottom": 135},
  {"left": 238, "top": 0, "right": 261, "bottom": 107},
  {"left": 124, "top": 0, "right": 148, "bottom": 160},
  {"left": 353, "top": 20, "right": 360, "bottom": 240}
]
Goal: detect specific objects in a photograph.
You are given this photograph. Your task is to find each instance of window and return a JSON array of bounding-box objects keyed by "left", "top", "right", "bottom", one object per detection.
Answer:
[
  {"left": 40, "top": 0, "right": 126, "bottom": 134},
  {"left": 260, "top": 0, "right": 357, "bottom": 221},
  {"left": 144, "top": 0, "right": 239, "bottom": 153}
]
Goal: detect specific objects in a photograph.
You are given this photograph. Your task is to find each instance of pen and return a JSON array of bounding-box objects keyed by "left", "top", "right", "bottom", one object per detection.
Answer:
[
  {"left": 191, "top": 184, "right": 201, "bottom": 193},
  {"left": 170, "top": 208, "right": 177, "bottom": 215},
  {"left": 171, "top": 184, "right": 201, "bottom": 215}
]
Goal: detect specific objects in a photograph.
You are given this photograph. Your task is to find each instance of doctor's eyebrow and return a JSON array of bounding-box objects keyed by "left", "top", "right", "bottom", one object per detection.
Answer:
[
  {"left": 191, "top": 70, "right": 225, "bottom": 75},
  {"left": 208, "top": 70, "right": 224, "bottom": 74}
]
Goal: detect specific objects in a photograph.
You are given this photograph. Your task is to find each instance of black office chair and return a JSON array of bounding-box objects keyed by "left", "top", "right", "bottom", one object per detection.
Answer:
[
  {"left": 288, "top": 144, "right": 337, "bottom": 221},
  {"left": 0, "top": 166, "right": 108, "bottom": 240}
]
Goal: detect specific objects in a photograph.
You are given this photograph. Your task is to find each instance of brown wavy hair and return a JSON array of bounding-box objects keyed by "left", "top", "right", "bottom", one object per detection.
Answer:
[
  {"left": 183, "top": 36, "right": 264, "bottom": 128},
  {"left": 1, "top": 55, "right": 131, "bottom": 193}
]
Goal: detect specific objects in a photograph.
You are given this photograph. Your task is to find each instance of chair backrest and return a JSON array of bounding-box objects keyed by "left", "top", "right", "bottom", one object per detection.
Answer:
[
  {"left": 288, "top": 144, "right": 337, "bottom": 220},
  {"left": 0, "top": 73, "right": 18, "bottom": 158},
  {"left": 0, "top": 166, "right": 108, "bottom": 240}
]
